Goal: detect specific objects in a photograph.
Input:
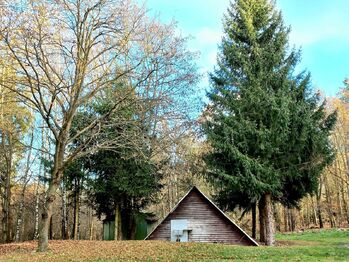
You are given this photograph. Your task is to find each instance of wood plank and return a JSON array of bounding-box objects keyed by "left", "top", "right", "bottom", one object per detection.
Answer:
[{"left": 147, "top": 188, "right": 257, "bottom": 246}]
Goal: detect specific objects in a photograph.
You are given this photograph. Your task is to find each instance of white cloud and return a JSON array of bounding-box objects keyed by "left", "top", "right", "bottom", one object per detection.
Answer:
[
  {"left": 195, "top": 27, "right": 222, "bottom": 45},
  {"left": 207, "top": 50, "right": 217, "bottom": 65},
  {"left": 288, "top": 11, "right": 349, "bottom": 46}
]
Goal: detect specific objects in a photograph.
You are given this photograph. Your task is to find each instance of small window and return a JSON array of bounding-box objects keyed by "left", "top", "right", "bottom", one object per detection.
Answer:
[{"left": 171, "top": 220, "right": 189, "bottom": 242}]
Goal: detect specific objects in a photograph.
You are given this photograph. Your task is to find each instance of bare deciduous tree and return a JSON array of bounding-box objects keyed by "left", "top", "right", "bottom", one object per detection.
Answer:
[{"left": 0, "top": 0, "right": 198, "bottom": 251}]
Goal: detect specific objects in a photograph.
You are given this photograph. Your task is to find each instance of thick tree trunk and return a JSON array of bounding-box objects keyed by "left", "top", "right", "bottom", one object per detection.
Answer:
[
  {"left": 258, "top": 197, "right": 266, "bottom": 243},
  {"left": 114, "top": 203, "right": 122, "bottom": 240},
  {"left": 38, "top": 177, "right": 60, "bottom": 251},
  {"left": 251, "top": 203, "right": 256, "bottom": 239},
  {"left": 38, "top": 144, "right": 66, "bottom": 251},
  {"left": 264, "top": 193, "right": 275, "bottom": 246},
  {"left": 37, "top": 117, "right": 71, "bottom": 251}
]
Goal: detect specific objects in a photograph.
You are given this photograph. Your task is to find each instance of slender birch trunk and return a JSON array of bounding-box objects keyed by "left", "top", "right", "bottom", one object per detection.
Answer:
[
  {"left": 15, "top": 191, "right": 25, "bottom": 242},
  {"left": 33, "top": 179, "right": 40, "bottom": 240}
]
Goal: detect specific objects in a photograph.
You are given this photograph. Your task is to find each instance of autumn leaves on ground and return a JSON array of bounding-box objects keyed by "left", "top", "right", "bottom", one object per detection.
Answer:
[{"left": 0, "top": 230, "right": 348, "bottom": 262}]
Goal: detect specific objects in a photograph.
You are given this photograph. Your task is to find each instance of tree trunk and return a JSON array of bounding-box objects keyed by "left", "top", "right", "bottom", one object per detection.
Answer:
[
  {"left": 264, "top": 193, "right": 275, "bottom": 246},
  {"left": 251, "top": 203, "right": 256, "bottom": 239},
  {"left": 333, "top": 160, "right": 342, "bottom": 226},
  {"left": 34, "top": 180, "right": 40, "bottom": 240},
  {"left": 15, "top": 192, "right": 25, "bottom": 242},
  {"left": 317, "top": 204, "right": 324, "bottom": 229},
  {"left": 89, "top": 220, "right": 94, "bottom": 240},
  {"left": 129, "top": 212, "right": 137, "bottom": 240},
  {"left": 283, "top": 206, "right": 288, "bottom": 232},
  {"left": 2, "top": 167, "right": 11, "bottom": 243},
  {"left": 89, "top": 207, "right": 94, "bottom": 241},
  {"left": 49, "top": 216, "right": 53, "bottom": 240},
  {"left": 273, "top": 204, "right": 281, "bottom": 232},
  {"left": 288, "top": 208, "right": 296, "bottom": 232},
  {"left": 316, "top": 177, "right": 324, "bottom": 229},
  {"left": 114, "top": 203, "right": 122, "bottom": 240},
  {"left": 335, "top": 178, "right": 342, "bottom": 227},
  {"left": 61, "top": 182, "right": 67, "bottom": 240},
  {"left": 73, "top": 178, "right": 80, "bottom": 240},
  {"left": 37, "top": 171, "right": 62, "bottom": 251},
  {"left": 311, "top": 196, "right": 318, "bottom": 227},
  {"left": 37, "top": 117, "right": 71, "bottom": 251},
  {"left": 1, "top": 132, "right": 13, "bottom": 243},
  {"left": 324, "top": 174, "right": 336, "bottom": 228},
  {"left": 341, "top": 182, "right": 349, "bottom": 225},
  {"left": 258, "top": 197, "right": 266, "bottom": 243}
]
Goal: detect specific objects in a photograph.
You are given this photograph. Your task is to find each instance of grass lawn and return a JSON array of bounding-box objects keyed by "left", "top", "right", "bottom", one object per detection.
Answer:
[{"left": 0, "top": 229, "right": 348, "bottom": 261}]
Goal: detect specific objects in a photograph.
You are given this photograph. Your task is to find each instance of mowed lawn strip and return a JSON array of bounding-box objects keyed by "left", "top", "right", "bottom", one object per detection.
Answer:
[{"left": 0, "top": 230, "right": 348, "bottom": 262}]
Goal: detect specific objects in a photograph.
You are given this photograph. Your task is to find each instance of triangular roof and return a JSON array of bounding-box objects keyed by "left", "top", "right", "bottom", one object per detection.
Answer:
[{"left": 145, "top": 186, "right": 259, "bottom": 246}]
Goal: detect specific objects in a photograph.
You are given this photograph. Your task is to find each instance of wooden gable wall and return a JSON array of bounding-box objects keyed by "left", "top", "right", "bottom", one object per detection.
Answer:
[{"left": 146, "top": 188, "right": 257, "bottom": 246}]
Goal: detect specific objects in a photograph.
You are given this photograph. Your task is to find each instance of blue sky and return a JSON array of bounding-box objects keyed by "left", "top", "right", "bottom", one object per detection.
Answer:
[{"left": 144, "top": 0, "right": 349, "bottom": 97}]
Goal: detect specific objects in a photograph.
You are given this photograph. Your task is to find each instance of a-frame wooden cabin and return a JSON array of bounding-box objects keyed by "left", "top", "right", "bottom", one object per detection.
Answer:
[{"left": 145, "top": 186, "right": 258, "bottom": 246}]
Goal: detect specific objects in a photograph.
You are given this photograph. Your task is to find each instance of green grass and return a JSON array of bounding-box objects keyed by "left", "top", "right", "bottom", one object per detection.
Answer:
[
  {"left": 0, "top": 229, "right": 348, "bottom": 261},
  {"left": 277, "top": 229, "right": 349, "bottom": 244}
]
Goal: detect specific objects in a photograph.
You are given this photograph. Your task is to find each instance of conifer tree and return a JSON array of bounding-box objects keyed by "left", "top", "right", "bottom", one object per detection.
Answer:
[{"left": 203, "top": 0, "right": 336, "bottom": 245}]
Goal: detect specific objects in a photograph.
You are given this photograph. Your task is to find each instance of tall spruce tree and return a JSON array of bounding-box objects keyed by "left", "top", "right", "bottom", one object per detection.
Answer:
[{"left": 203, "top": 0, "right": 336, "bottom": 246}]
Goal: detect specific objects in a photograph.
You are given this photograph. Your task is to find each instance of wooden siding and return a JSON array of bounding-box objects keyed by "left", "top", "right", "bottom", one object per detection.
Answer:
[{"left": 146, "top": 188, "right": 256, "bottom": 246}]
